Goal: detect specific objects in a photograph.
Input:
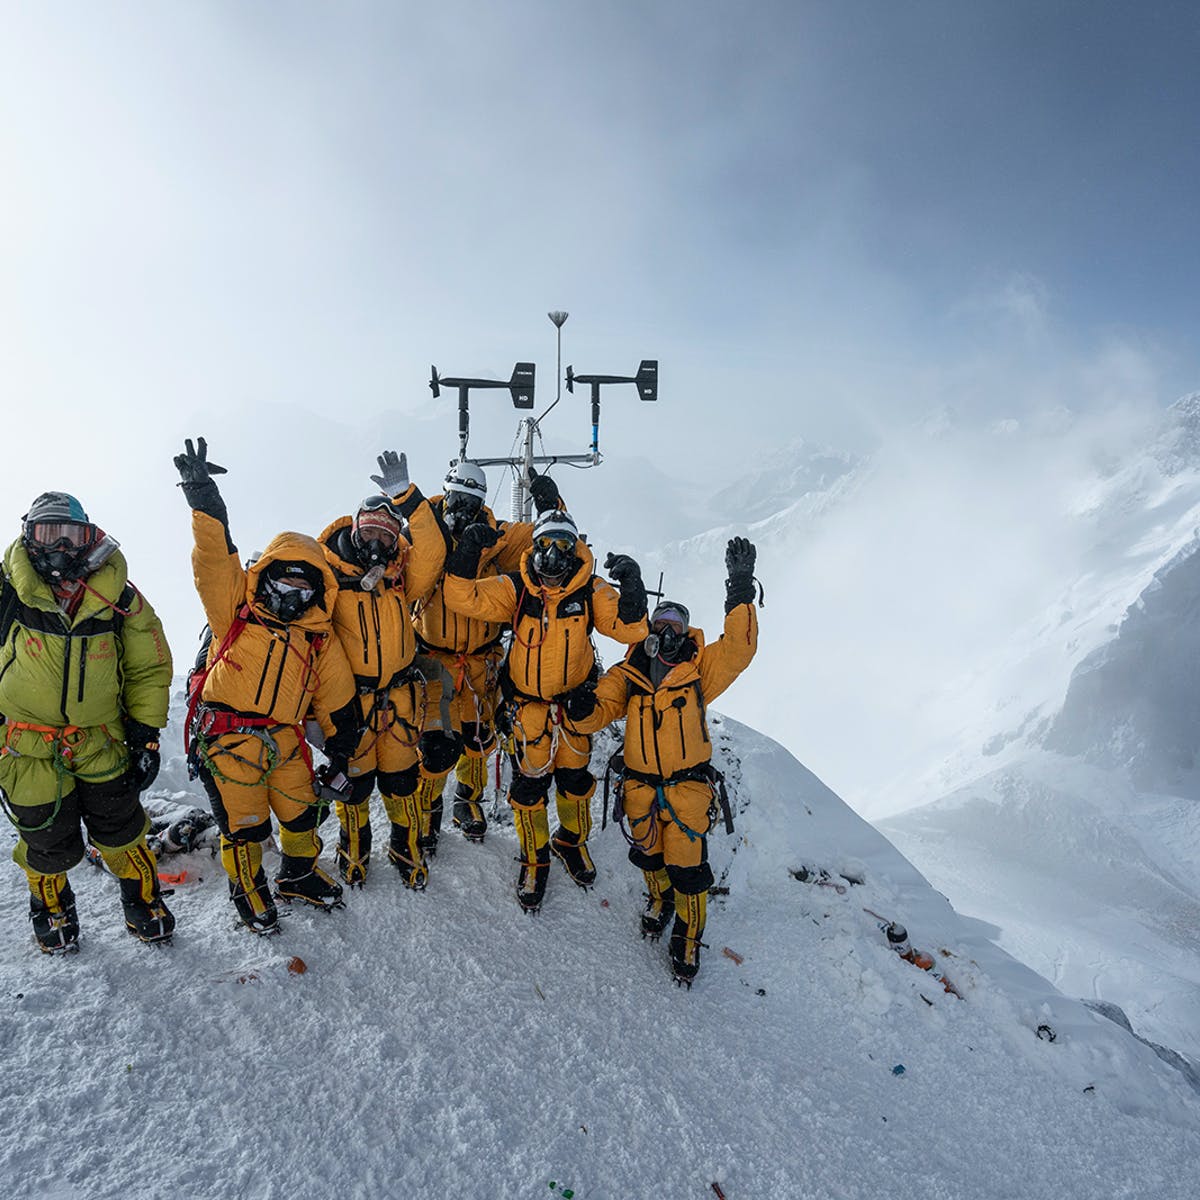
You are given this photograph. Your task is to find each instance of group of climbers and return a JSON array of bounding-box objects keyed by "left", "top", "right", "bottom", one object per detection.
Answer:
[{"left": 0, "top": 441, "right": 759, "bottom": 985}]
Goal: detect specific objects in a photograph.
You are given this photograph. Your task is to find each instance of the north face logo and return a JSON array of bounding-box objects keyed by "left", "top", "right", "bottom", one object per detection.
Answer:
[{"left": 560, "top": 601, "right": 585, "bottom": 617}]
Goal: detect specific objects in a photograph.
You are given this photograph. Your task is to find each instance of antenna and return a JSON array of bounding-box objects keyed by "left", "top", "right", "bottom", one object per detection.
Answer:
[{"left": 429, "top": 362, "right": 536, "bottom": 460}]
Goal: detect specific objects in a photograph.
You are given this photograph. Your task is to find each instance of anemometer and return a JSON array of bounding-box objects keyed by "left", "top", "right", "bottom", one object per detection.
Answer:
[{"left": 428, "top": 311, "right": 658, "bottom": 521}]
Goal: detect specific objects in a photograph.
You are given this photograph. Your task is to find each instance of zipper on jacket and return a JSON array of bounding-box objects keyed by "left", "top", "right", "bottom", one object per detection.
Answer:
[
  {"left": 59, "top": 633, "right": 73, "bottom": 723},
  {"left": 372, "top": 594, "right": 383, "bottom": 669},
  {"left": 637, "top": 698, "right": 650, "bottom": 767},
  {"left": 562, "top": 628, "right": 571, "bottom": 691},
  {"left": 266, "top": 632, "right": 290, "bottom": 715},
  {"left": 358, "top": 605, "right": 370, "bottom": 666},
  {"left": 254, "top": 638, "right": 278, "bottom": 707},
  {"left": 77, "top": 636, "right": 88, "bottom": 704}
]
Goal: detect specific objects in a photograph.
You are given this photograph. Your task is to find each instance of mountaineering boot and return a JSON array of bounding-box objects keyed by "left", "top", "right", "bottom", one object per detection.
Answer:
[
  {"left": 511, "top": 798, "right": 550, "bottom": 911},
  {"left": 26, "top": 872, "right": 79, "bottom": 954},
  {"left": 416, "top": 774, "right": 445, "bottom": 860},
  {"left": 118, "top": 876, "right": 176, "bottom": 944},
  {"left": 274, "top": 854, "right": 345, "bottom": 910},
  {"left": 668, "top": 890, "right": 707, "bottom": 988},
  {"left": 387, "top": 821, "right": 428, "bottom": 891},
  {"left": 103, "top": 841, "right": 175, "bottom": 943},
  {"left": 451, "top": 753, "right": 488, "bottom": 842},
  {"left": 452, "top": 787, "right": 487, "bottom": 842},
  {"left": 228, "top": 871, "right": 279, "bottom": 934},
  {"left": 221, "top": 838, "right": 279, "bottom": 934},
  {"left": 516, "top": 845, "right": 551, "bottom": 913},
  {"left": 334, "top": 799, "right": 372, "bottom": 887},
  {"left": 550, "top": 827, "right": 597, "bottom": 888},
  {"left": 640, "top": 868, "right": 675, "bottom": 940}
]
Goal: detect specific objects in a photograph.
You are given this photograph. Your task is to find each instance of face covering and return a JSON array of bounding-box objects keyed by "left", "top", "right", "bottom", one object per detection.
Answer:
[
  {"left": 260, "top": 575, "right": 317, "bottom": 622},
  {"left": 444, "top": 491, "right": 483, "bottom": 538}
]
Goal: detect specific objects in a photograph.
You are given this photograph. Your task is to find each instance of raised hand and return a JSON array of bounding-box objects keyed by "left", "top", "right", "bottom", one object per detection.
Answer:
[
  {"left": 527, "top": 468, "right": 561, "bottom": 514},
  {"left": 724, "top": 537, "right": 757, "bottom": 613},
  {"left": 370, "top": 450, "right": 410, "bottom": 497},
  {"left": 603, "top": 552, "right": 642, "bottom": 586},
  {"left": 725, "top": 537, "right": 756, "bottom": 581},
  {"left": 174, "top": 437, "right": 227, "bottom": 484},
  {"left": 604, "top": 552, "right": 647, "bottom": 622}
]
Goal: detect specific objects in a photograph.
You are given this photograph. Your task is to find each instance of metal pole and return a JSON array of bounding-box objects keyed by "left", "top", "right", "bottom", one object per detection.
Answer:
[{"left": 522, "top": 418, "right": 536, "bottom": 521}]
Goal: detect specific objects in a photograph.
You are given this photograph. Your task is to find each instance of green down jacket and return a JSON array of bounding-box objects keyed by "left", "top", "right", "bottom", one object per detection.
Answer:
[{"left": 0, "top": 539, "right": 172, "bottom": 808}]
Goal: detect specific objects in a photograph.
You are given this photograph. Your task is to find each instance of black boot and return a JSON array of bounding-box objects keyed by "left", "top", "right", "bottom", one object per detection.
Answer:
[
  {"left": 229, "top": 868, "right": 279, "bottom": 935},
  {"left": 452, "top": 783, "right": 487, "bottom": 843},
  {"left": 516, "top": 845, "right": 550, "bottom": 913},
  {"left": 29, "top": 883, "right": 80, "bottom": 954},
  {"left": 641, "top": 887, "right": 675, "bottom": 941},
  {"left": 336, "top": 823, "right": 372, "bottom": 887},
  {"left": 386, "top": 824, "right": 428, "bottom": 891},
  {"left": 550, "top": 827, "right": 596, "bottom": 888},
  {"left": 668, "top": 891, "right": 707, "bottom": 988},
  {"left": 118, "top": 877, "right": 176, "bottom": 944},
  {"left": 275, "top": 855, "right": 345, "bottom": 910},
  {"left": 419, "top": 795, "right": 443, "bottom": 860}
]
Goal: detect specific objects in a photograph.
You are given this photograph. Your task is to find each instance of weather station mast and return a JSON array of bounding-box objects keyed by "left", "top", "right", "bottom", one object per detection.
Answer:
[{"left": 429, "top": 312, "right": 658, "bottom": 520}]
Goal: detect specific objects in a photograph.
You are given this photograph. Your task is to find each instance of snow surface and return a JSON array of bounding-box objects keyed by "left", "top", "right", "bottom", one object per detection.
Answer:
[{"left": 2, "top": 697, "right": 1198, "bottom": 1199}]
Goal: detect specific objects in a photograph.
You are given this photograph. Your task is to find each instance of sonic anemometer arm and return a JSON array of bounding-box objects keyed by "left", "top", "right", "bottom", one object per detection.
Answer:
[
  {"left": 566, "top": 360, "right": 658, "bottom": 457},
  {"left": 429, "top": 362, "right": 536, "bottom": 458}
]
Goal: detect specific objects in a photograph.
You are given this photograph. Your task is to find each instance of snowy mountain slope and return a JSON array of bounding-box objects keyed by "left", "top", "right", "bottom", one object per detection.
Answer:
[
  {"left": 879, "top": 753, "right": 1200, "bottom": 1062},
  {"left": 2, "top": 701, "right": 1198, "bottom": 1200},
  {"left": 880, "top": 504, "right": 1200, "bottom": 1066},
  {"left": 646, "top": 395, "right": 1200, "bottom": 818},
  {"left": 1044, "top": 535, "right": 1200, "bottom": 792}
]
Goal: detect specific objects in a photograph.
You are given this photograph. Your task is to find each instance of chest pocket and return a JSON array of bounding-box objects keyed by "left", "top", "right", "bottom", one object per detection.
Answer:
[
  {"left": 509, "top": 578, "right": 597, "bottom": 697},
  {"left": 628, "top": 679, "right": 710, "bottom": 776}
]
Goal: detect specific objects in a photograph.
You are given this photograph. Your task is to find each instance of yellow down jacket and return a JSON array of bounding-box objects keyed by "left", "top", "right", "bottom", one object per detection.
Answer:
[
  {"left": 413, "top": 499, "right": 534, "bottom": 657},
  {"left": 571, "top": 603, "right": 758, "bottom": 778},
  {"left": 318, "top": 485, "right": 445, "bottom": 687},
  {"left": 191, "top": 513, "right": 355, "bottom": 727},
  {"left": 443, "top": 543, "right": 647, "bottom": 701}
]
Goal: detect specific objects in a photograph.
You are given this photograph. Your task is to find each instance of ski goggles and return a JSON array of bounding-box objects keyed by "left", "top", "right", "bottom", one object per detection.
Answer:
[
  {"left": 267, "top": 576, "right": 317, "bottom": 603},
  {"left": 650, "top": 606, "right": 688, "bottom": 634},
  {"left": 534, "top": 533, "right": 575, "bottom": 552},
  {"left": 25, "top": 521, "right": 97, "bottom": 549}
]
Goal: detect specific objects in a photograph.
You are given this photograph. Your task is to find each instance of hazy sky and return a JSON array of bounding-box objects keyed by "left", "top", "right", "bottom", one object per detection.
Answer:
[{"left": 2, "top": 1, "right": 1198, "bottom": 679}]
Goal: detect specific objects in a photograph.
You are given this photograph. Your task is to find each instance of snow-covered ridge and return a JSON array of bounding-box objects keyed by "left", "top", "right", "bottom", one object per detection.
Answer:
[{"left": 2, "top": 697, "right": 1197, "bottom": 1198}]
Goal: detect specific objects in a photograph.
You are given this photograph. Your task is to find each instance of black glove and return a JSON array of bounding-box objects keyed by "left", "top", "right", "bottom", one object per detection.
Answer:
[
  {"left": 174, "top": 437, "right": 229, "bottom": 521},
  {"left": 604, "top": 552, "right": 647, "bottom": 623},
  {"left": 528, "top": 469, "right": 561, "bottom": 514},
  {"left": 725, "top": 536, "right": 757, "bottom": 613},
  {"left": 314, "top": 761, "right": 352, "bottom": 802},
  {"left": 322, "top": 700, "right": 363, "bottom": 775},
  {"left": 445, "top": 521, "right": 501, "bottom": 578},
  {"left": 125, "top": 720, "right": 161, "bottom": 793},
  {"left": 562, "top": 685, "right": 598, "bottom": 723}
]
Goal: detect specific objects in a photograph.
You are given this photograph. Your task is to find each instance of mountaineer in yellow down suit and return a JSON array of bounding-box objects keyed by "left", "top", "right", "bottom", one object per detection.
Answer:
[
  {"left": 564, "top": 537, "right": 759, "bottom": 985},
  {"left": 316, "top": 450, "right": 446, "bottom": 889},
  {"left": 411, "top": 460, "right": 563, "bottom": 856},
  {"left": 0, "top": 492, "right": 174, "bottom": 952},
  {"left": 175, "top": 438, "right": 363, "bottom": 934},
  {"left": 443, "top": 510, "right": 648, "bottom": 911}
]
